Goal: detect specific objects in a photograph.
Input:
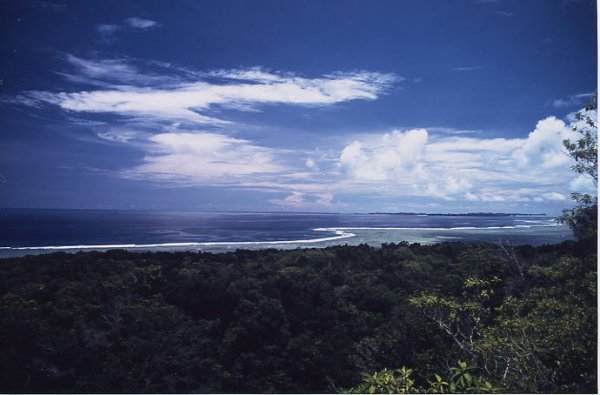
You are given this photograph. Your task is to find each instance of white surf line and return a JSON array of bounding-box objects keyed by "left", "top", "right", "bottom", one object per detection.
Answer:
[
  {"left": 0, "top": 229, "right": 357, "bottom": 251},
  {"left": 0, "top": 222, "right": 563, "bottom": 251},
  {"left": 316, "top": 223, "right": 561, "bottom": 232}
]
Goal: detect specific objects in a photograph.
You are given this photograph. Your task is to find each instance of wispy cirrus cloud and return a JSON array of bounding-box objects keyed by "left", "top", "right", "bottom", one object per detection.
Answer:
[
  {"left": 22, "top": 56, "right": 399, "bottom": 125},
  {"left": 58, "top": 54, "right": 177, "bottom": 86},
  {"left": 425, "top": 126, "right": 482, "bottom": 135},
  {"left": 551, "top": 92, "right": 594, "bottom": 108},
  {"left": 96, "top": 24, "right": 121, "bottom": 35},
  {"left": 97, "top": 129, "right": 142, "bottom": 143},
  {"left": 96, "top": 17, "right": 160, "bottom": 42},
  {"left": 452, "top": 65, "right": 485, "bottom": 72},
  {"left": 124, "top": 17, "right": 159, "bottom": 29}
]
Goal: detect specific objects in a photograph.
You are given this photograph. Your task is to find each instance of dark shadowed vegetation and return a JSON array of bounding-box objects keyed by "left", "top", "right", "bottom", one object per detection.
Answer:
[{"left": 0, "top": 234, "right": 595, "bottom": 393}]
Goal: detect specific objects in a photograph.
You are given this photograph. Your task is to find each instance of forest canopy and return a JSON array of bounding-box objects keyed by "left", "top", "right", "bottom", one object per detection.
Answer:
[{"left": 0, "top": 236, "right": 596, "bottom": 393}]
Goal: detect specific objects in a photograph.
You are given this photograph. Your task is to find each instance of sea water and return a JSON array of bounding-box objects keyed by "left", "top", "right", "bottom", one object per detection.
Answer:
[{"left": 0, "top": 209, "right": 573, "bottom": 257}]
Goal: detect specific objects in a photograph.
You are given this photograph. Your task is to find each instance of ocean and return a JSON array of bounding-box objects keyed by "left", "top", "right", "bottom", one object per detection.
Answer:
[{"left": 0, "top": 208, "right": 573, "bottom": 257}]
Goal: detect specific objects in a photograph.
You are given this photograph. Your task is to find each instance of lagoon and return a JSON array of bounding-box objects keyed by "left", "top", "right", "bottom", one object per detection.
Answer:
[{"left": 0, "top": 209, "right": 572, "bottom": 257}]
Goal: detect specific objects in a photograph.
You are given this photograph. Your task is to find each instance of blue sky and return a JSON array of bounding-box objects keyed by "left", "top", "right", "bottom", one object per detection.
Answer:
[{"left": 0, "top": 0, "right": 597, "bottom": 214}]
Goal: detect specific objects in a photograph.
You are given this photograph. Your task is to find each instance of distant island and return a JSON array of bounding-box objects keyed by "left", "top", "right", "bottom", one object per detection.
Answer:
[{"left": 367, "top": 212, "right": 547, "bottom": 216}]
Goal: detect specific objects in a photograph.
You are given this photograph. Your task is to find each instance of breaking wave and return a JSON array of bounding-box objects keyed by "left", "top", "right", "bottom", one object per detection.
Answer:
[{"left": 0, "top": 222, "right": 561, "bottom": 251}]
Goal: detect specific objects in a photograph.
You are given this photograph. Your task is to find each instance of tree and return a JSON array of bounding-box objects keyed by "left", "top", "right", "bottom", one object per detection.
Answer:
[
  {"left": 559, "top": 94, "right": 598, "bottom": 250},
  {"left": 564, "top": 95, "right": 598, "bottom": 183},
  {"left": 406, "top": 263, "right": 596, "bottom": 392}
]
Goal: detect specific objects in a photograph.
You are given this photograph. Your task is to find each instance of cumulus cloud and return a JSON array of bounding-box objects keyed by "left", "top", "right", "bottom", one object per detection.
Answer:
[
  {"left": 337, "top": 115, "right": 583, "bottom": 202},
  {"left": 426, "top": 176, "right": 473, "bottom": 200},
  {"left": 512, "top": 116, "right": 578, "bottom": 169},
  {"left": 340, "top": 129, "right": 428, "bottom": 181}
]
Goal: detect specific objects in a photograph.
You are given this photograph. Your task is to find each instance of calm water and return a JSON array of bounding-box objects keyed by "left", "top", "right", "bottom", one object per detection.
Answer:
[{"left": 0, "top": 209, "right": 573, "bottom": 257}]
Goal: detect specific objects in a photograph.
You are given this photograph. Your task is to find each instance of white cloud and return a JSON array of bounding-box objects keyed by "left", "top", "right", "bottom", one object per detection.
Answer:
[
  {"left": 97, "top": 130, "right": 142, "bottom": 143},
  {"left": 544, "top": 192, "right": 567, "bottom": 201},
  {"left": 60, "top": 55, "right": 174, "bottom": 86},
  {"left": 125, "top": 17, "right": 158, "bottom": 29},
  {"left": 340, "top": 128, "right": 428, "bottom": 181},
  {"left": 465, "top": 192, "right": 507, "bottom": 202},
  {"left": 271, "top": 191, "right": 307, "bottom": 207},
  {"left": 123, "top": 132, "right": 285, "bottom": 184},
  {"left": 567, "top": 105, "right": 598, "bottom": 133},
  {"left": 427, "top": 126, "right": 482, "bottom": 135},
  {"left": 25, "top": 59, "right": 398, "bottom": 126},
  {"left": 463, "top": 188, "right": 567, "bottom": 203},
  {"left": 40, "top": 86, "right": 230, "bottom": 125},
  {"left": 552, "top": 92, "right": 594, "bottom": 108},
  {"left": 512, "top": 116, "right": 577, "bottom": 169},
  {"left": 208, "top": 67, "right": 285, "bottom": 83},
  {"left": 96, "top": 24, "right": 121, "bottom": 35},
  {"left": 569, "top": 174, "right": 596, "bottom": 193},
  {"left": 95, "top": 18, "right": 159, "bottom": 43},
  {"left": 426, "top": 176, "right": 472, "bottom": 200},
  {"left": 269, "top": 191, "right": 335, "bottom": 208},
  {"left": 305, "top": 157, "right": 319, "bottom": 171},
  {"left": 95, "top": 24, "right": 122, "bottom": 44},
  {"left": 337, "top": 115, "right": 584, "bottom": 202}
]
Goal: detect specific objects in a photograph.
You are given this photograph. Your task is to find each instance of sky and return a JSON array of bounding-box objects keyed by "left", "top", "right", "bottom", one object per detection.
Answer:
[{"left": 0, "top": 0, "right": 597, "bottom": 214}]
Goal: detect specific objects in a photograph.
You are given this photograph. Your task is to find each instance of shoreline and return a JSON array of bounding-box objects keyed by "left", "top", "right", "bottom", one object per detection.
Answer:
[{"left": 0, "top": 223, "right": 571, "bottom": 258}]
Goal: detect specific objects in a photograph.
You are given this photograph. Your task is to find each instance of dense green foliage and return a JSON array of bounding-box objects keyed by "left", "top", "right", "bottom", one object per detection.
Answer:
[
  {"left": 349, "top": 362, "right": 499, "bottom": 393},
  {"left": 559, "top": 94, "right": 598, "bottom": 250},
  {"left": 0, "top": 236, "right": 596, "bottom": 393}
]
